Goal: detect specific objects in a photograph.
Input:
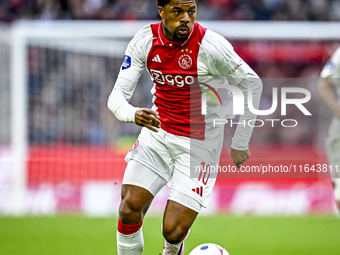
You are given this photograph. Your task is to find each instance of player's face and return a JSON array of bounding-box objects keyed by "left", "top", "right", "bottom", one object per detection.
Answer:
[{"left": 159, "top": 0, "right": 197, "bottom": 42}]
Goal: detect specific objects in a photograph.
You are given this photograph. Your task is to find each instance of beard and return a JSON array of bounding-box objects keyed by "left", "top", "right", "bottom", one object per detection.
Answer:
[
  {"left": 173, "top": 34, "right": 187, "bottom": 42},
  {"left": 173, "top": 26, "right": 189, "bottom": 42}
]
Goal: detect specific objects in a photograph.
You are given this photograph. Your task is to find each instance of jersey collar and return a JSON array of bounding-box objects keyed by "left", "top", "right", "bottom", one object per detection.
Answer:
[{"left": 158, "top": 21, "right": 196, "bottom": 47}]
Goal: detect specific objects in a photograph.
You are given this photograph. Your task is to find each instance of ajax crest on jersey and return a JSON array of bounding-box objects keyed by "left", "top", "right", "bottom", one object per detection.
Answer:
[
  {"left": 178, "top": 53, "right": 192, "bottom": 69},
  {"left": 188, "top": 243, "right": 230, "bottom": 255}
]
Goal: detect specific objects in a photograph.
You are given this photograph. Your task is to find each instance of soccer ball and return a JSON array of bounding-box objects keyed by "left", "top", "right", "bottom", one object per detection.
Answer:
[{"left": 188, "top": 243, "right": 230, "bottom": 255}]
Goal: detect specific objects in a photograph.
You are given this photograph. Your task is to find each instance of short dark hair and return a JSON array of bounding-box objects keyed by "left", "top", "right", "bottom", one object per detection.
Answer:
[
  {"left": 157, "top": 0, "right": 171, "bottom": 7},
  {"left": 157, "top": 0, "right": 197, "bottom": 7}
]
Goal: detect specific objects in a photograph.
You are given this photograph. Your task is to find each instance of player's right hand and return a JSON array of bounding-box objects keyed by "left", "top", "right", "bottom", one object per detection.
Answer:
[{"left": 135, "top": 108, "right": 161, "bottom": 132}]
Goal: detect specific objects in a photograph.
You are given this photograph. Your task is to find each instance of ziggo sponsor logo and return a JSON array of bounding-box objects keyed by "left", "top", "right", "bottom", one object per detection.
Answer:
[{"left": 150, "top": 69, "right": 194, "bottom": 87}]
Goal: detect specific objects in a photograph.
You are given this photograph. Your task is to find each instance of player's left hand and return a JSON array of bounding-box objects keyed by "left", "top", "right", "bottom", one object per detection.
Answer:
[{"left": 231, "top": 148, "right": 250, "bottom": 168}]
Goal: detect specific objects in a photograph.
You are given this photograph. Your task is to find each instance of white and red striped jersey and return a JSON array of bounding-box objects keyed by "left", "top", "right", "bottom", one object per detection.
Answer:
[{"left": 108, "top": 21, "right": 262, "bottom": 150}]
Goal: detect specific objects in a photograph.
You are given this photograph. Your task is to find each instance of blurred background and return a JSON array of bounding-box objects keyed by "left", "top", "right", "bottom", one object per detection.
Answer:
[
  {"left": 1, "top": 1, "right": 340, "bottom": 255},
  {"left": 0, "top": 0, "right": 339, "bottom": 217},
  {"left": 1, "top": 0, "right": 340, "bottom": 21}
]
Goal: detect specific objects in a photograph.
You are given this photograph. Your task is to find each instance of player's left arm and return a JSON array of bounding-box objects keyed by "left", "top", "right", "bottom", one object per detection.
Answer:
[
  {"left": 231, "top": 148, "right": 250, "bottom": 168},
  {"left": 230, "top": 72, "right": 263, "bottom": 168},
  {"left": 202, "top": 31, "right": 263, "bottom": 167},
  {"left": 215, "top": 45, "right": 262, "bottom": 167}
]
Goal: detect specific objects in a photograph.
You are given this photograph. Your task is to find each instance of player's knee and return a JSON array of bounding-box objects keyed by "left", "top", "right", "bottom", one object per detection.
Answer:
[
  {"left": 162, "top": 224, "right": 187, "bottom": 244},
  {"left": 119, "top": 198, "right": 144, "bottom": 224}
]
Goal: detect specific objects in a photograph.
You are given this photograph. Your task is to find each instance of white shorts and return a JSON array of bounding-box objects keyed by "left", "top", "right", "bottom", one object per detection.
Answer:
[{"left": 123, "top": 127, "right": 223, "bottom": 213}]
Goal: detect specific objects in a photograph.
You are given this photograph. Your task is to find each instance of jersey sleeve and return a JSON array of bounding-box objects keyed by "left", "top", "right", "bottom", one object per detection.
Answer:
[
  {"left": 231, "top": 73, "right": 263, "bottom": 150},
  {"left": 321, "top": 46, "right": 340, "bottom": 84},
  {"left": 199, "top": 30, "right": 263, "bottom": 150},
  {"left": 118, "top": 25, "right": 152, "bottom": 83},
  {"left": 199, "top": 30, "right": 253, "bottom": 86},
  {"left": 107, "top": 25, "right": 153, "bottom": 123}
]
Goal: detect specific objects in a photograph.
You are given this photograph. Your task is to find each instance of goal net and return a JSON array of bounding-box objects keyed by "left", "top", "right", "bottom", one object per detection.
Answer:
[{"left": 1, "top": 20, "right": 339, "bottom": 215}]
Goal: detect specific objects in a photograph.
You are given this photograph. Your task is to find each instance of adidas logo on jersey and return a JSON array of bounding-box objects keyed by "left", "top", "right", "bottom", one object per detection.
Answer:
[
  {"left": 152, "top": 54, "right": 162, "bottom": 63},
  {"left": 192, "top": 186, "right": 203, "bottom": 197}
]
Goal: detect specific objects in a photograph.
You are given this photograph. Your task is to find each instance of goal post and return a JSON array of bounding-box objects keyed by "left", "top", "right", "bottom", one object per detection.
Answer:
[
  {"left": 9, "top": 24, "right": 28, "bottom": 214},
  {"left": 3, "top": 20, "right": 340, "bottom": 215}
]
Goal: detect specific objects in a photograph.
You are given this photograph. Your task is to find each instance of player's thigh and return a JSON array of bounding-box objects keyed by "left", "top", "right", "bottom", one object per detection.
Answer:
[
  {"left": 167, "top": 169, "right": 210, "bottom": 213},
  {"left": 126, "top": 127, "right": 174, "bottom": 181},
  {"left": 120, "top": 184, "right": 154, "bottom": 222},
  {"left": 167, "top": 140, "right": 221, "bottom": 211},
  {"left": 325, "top": 135, "right": 340, "bottom": 179},
  {"left": 120, "top": 160, "right": 167, "bottom": 223},
  {"left": 325, "top": 122, "right": 340, "bottom": 202},
  {"left": 123, "top": 159, "right": 167, "bottom": 197},
  {"left": 162, "top": 170, "right": 214, "bottom": 242}
]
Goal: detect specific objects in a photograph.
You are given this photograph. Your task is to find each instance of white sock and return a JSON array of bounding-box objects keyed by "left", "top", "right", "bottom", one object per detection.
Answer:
[
  {"left": 117, "top": 227, "right": 144, "bottom": 255},
  {"left": 163, "top": 240, "right": 184, "bottom": 255}
]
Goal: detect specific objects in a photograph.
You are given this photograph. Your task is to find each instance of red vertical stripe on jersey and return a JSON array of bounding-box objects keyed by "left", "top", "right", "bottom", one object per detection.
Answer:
[{"left": 147, "top": 22, "right": 207, "bottom": 140}]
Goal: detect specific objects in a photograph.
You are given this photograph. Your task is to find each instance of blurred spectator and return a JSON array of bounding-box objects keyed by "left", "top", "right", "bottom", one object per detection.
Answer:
[
  {"left": 0, "top": 0, "right": 340, "bottom": 22},
  {"left": 1, "top": 0, "right": 338, "bottom": 146}
]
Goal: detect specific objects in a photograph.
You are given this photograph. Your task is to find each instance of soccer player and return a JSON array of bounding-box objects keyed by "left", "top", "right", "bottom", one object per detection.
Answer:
[
  {"left": 317, "top": 46, "right": 340, "bottom": 212},
  {"left": 108, "top": 0, "right": 262, "bottom": 254}
]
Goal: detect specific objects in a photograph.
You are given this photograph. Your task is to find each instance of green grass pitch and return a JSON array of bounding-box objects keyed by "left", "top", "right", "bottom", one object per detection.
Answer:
[{"left": 0, "top": 215, "right": 339, "bottom": 255}]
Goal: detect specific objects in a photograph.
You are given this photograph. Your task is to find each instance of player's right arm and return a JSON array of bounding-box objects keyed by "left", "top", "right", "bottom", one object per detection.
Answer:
[
  {"left": 107, "top": 25, "right": 160, "bottom": 132},
  {"left": 317, "top": 77, "right": 340, "bottom": 119}
]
